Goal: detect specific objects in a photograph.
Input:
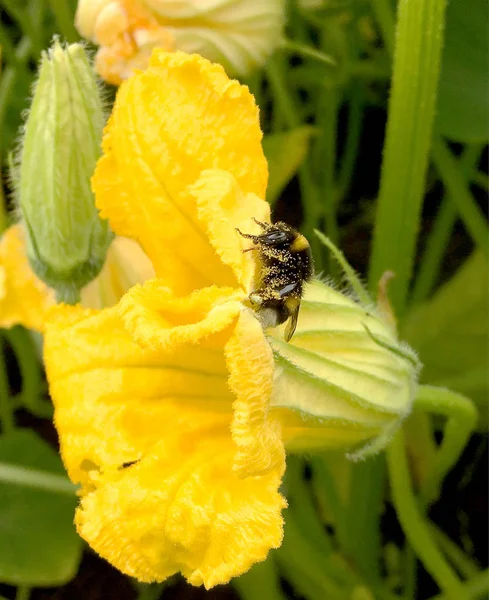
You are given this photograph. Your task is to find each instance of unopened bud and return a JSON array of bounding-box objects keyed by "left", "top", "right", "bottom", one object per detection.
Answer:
[
  {"left": 16, "top": 39, "right": 112, "bottom": 303},
  {"left": 269, "top": 272, "right": 420, "bottom": 459}
]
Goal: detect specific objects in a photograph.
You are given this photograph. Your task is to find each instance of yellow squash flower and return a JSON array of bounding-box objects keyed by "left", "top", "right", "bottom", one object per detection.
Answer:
[
  {"left": 0, "top": 225, "right": 154, "bottom": 331},
  {"left": 75, "top": 0, "right": 285, "bottom": 85},
  {"left": 44, "top": 50, "right": 285, "bottom": 588},
  {"left": 43, "top": 50, "right": 417, "bottom": 587}
]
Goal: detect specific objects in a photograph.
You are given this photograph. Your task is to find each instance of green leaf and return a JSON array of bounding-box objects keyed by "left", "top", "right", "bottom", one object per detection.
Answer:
[
  {"left": 403, "top": 252, "right": 489, "bottom": 427},
  {"left": 0, "top": 429, "right": 82, "bottom": 586},
  {"left": 435, "top": 0, "right": 489, "bottom": 142},
  {"left": 263, "top": 127, "right": 316, "bottom": 205}
]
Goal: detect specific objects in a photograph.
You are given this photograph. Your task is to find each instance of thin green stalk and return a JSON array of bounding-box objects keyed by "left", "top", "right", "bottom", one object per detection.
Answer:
[
  {"left": 316, "top": 88, "right": 340, "bottom": 248},
  {"left": 276, "top": 513, "right": 350, "bottom": 599},
  {"left": 430, "top": 570, "right": 489, "bottom": 600},
  {"left": 265, "top": 58, "right": 324, "bottom": 267},
  {"left": 343, "top": 455, "right": 384, "bottom": 586},
  {"left": 370, "top": 0, "right": 396, "bottom": 56},
  {"left": 0, "top": 462, "right": 77, "bottom": 495},
  {"left": 281, "top": 39, "right": 337, "bottom": 67},
  {"left": 5, "top": 327, "right": 52, "bottom": 418},
  {"left": 429, "top": 524, "right": 480, "bottom": 580},
  {"left": 414, "top": 385, "right": 477, "bottom": 507},
  {"left": 0, "top": 338, "right": 14, "bottom": 434},
  {"left": 286, "top": 457, "right": 339, "bottom": 557},
  {"left": 135, "top": 583, "right": 164, "bottom": 600},
  {"left": 46, "top": 0, "right": 79, "bottom": 42},
  {"left": 368, "top": 0, "right": 448, "bottom": 317},
  {"left": 473, "top": 171, "right": 488, "bottom": 192},
  {"left": 15, "top": 586, "right": 30, "bottom": 600},
  {"left": 336, "top": 82, "right": 364, "bottom": 205},
  {"left": 431, "top": 138, "right": 489, "bottom": 257},
  {"left": 0, "top": 1, "right": 41, "bottom": 55},
  {"left": 386, "top": 431, "right": 467, "bottom": 599},
  {"left": 233, "top": 557, "right": 285, "bottom": 600},
  {"left": 0, "top": 38, "right": 32, "bottom": 129},
  {"left": 411, "top": 144, "right": 484, "bottom": 304}
]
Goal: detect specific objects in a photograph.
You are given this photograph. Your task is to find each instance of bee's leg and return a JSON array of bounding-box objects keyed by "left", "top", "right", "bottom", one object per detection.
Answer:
[
  {"left": 251, "top": 217, "right": 269, "bottom": 230},
  {"left": 235, "top": 227, "right": 259, "bottom": 240}
]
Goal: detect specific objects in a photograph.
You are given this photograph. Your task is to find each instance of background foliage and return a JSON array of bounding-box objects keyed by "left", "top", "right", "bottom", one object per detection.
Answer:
[{"left": 0, "top": 0, "right": 487, "bottom": 599}]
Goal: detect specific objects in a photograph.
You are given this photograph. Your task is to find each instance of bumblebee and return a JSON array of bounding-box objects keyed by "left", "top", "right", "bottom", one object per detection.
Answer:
[{"left": 236, "top": 219, "right": 314, "bottom": 342}]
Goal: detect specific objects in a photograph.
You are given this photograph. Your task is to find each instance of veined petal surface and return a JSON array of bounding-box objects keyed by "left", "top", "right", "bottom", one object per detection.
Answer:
[
  {"left": 92, "top": 51, "right": 269, "bottom": 294},
  {"left": 44, "top": 282, "right": 285, "bottom": 586}
]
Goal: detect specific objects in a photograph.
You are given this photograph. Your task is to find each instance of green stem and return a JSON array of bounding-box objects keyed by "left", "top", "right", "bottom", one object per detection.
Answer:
[
  {"left": 0, "top": 38, "right": 32, "bottom": 130},
  {"left": 281, "top": 39, "right": 337, "bottom": 66},
  {"left": 0, "top": 338, "right": 14, "bottom": 434},
  {"left": 368, "top": 0, "right": 448, "bottom": 316},
  {"left": 5, "top": 327, "right": 52, "bottom": 418},
  {"left": 429, "top": 569, "right": 489, "bottom": 600},
  {"left": 46, "top": 0, "right": 79, "bottom": 43},
  {"left": 233, "top": 557, "right": 285, "bottom": 600},
  {"left": 335, "top": 81, "right": 364, "bottom": 205},
  {"left": 15, "top": 586, "right": 30, "bottom": 600},
  {"left": 370, "top": 0, "right": 396, "bottom": 56},
  {"left": 276, "top": 513, "right": 350, "bottom": 599},
  {"left": 265, "top": 58, "right": 324, "bottom": 267},
  {"left": 414, "top": 385, "right": 477, "bottom": 507},
  {"left": 429, "top": 523, "right": 480, "bottom": 580},
  {"left": 343, "top": 455, "right": 384, "bottom": 586},
  {"left": 0, "top": 1, "right": 41, "bottom": 55},
  {"left": 431, "top": 138, "right": 489, "bottom": 257},
  {"left": 135, "top": 583, "right": 164, "bottom": 600},
  {"left": 473, "top": 171, "right": 488, "bottom": 192},
  {"left": 386, "top": 431, "right": 467, "bottom": 599},
  {"left": 411, "top": 144, "right": 484, "bottom": 304},
  {"left": 0, "top": 462, "right": 77, "bottom": 495}
]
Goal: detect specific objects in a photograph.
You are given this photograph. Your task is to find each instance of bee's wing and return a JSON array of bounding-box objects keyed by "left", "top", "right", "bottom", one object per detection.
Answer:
[{"left": 284, "top": 298, "right": 300, "bottom": 342}]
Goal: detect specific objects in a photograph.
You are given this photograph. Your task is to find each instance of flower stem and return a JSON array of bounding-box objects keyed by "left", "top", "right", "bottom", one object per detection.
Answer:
[
  {"left": 233, "top": 557, "right": 284, "bottom": 600},
  {"left": 410, "top": 143, "right": 484, "bottom": 304},
  {"left": 0, "top": 462, "right": 77, "bottom": 495},
  {"left": 0, "top": 337, "right": 14, "bottom": 434},
  {"left": 368, "top": 0, "right": 448, "bottom": 316},
  {"left": 386, "top": 430, "right": 467, "bottom": 599},
  {"left": 414, "top": 385, "right": 478, "bottom": 507},
  {"left": 431, "top": 138, "right": 489, "bottom": 257}
]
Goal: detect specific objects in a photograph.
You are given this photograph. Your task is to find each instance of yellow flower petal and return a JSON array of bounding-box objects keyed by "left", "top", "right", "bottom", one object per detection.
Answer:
[
  {"left": 0, "top": 226, "right": 154, "bottom": 331},
  {"left": 191, "top": 169, "right": 270, "bottom": 291},
  {"left": 0, "top": 225, "right": 54, "bottom": 331},
  {"left": 44, "top": 282, "right": 286, "bottom": 585},
  {"left": 92, "top": 50, "right": 268, "bottom": 293},
  {"left": 76, "top": 435, "right": 285, "bottom": 587}
]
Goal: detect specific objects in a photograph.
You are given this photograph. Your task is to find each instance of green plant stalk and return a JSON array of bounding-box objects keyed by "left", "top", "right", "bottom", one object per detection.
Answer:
[
  {"left": 410, "top": 144, "right": 483, "bottom": 304},
  {"left": 233, "top": 556, "right": 284, "bottom": 600},
  {"left": 386, "top": 430, "right": 467, "bottom": 599},
  {"left": 0, "top": 0, "right": 41, "bottom": 55},
  {"left": 429, "top": 524, "right": 481, "bottom": 580},
  {"left": 0, "top": 462, "right": 77, "bottom": 495},
  {"left": 370, "top": 0, "right": 396, "bottom": 56},
  {"left": 414, "top": 385, "right": 478, "bottom": 507},
  {"left": 343, "top": 456, "right": 384, "bottom": 586},
  {"left": 5, "top": 327, "right": 52, "bottom": 418},
  {"left": 473, "top": 171, "right": 488, "bottom": 192},
  {"left": 0, "top": 338, "right": 14, "bottom": 434},
  {"left": 335, "top": 81, "right": 364, "bottom": 206},
  {"left": 265, "top": 58, "right": 324, "bottom": 267},
  {"left": 15, "top": 586, "right": 30, "bottom": 600},
  {"left": 46, "top": 0, "right": 79, "bottom": 42},
  {"left": 368, "top": 0, "right": 448, "bottom": 316},
  {"left": 431, "top": 138, "right": 489, "bottom": 257},
  {"left": 430, "top": 569, "right": 489, "bottom": 600},
  {"left": 0, "top": 38, "right": 32, "bottom": 130}
]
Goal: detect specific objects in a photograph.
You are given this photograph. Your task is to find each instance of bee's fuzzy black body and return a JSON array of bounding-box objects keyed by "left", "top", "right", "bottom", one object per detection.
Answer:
[{"left": 236, "top": 219, "right": 314, "bottom": 341}]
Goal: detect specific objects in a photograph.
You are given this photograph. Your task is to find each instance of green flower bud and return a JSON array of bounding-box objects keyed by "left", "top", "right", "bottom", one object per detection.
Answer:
[
  {"left": 16, "top": 39, "right": 112, "bottom": 303},
  {"left": 269, "top": 272, "right": 420, "bottom": 460}
]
